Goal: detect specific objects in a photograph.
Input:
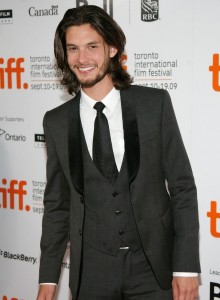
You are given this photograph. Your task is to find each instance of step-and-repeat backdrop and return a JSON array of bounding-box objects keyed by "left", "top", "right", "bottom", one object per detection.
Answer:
[{"left": 0, "top": 0, "right": 220, "bottom": 299}]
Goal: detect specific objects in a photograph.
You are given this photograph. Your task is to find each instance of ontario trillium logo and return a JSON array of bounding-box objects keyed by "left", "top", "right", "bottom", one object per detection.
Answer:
[
  {"left": 0, "top": 128, "right": 26, "bottom": 142},
  {"left": 0, "top": 128, "right": 5, "bottom": 136},
  {"left": 141, "top": 0, "right": 159, "bottom": 22}
]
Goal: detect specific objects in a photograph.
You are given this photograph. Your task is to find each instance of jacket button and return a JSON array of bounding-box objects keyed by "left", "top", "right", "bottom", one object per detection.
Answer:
[
  {"left": 79, "top": 229, "right": 82, "bottom": 236},
  {"left": 119, "top": 230, "right": 124, "bottom": 235},
  {"left": 112, "top": 192, "right": 118, "bottom": 197},
  {"left": 80, "top": 196, "right": 84, "bottom": 203}
]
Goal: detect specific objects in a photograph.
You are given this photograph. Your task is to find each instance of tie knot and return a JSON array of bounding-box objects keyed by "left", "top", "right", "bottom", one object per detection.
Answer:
[{"left": 94, "top": 102, "right": 105, "bottom": 113}]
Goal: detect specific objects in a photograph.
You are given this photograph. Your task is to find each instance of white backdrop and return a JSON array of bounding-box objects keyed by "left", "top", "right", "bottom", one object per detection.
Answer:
[{"left": 0, "top": 1, "right": 220, "bottom": 299}]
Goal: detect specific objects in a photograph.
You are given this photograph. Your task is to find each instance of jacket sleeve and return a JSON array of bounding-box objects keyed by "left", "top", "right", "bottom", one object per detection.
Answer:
[
  {"left": 161, "top": 90, "right": 200, "bottom": 273},
  {"left": 39, "top": 112, "right": 70, "bottom": 284}
]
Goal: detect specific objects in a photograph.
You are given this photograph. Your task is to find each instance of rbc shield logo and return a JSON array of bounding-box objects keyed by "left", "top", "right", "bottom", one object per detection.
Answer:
[{"left": 141, "top": 0, "right": 159, "bottom": 22}]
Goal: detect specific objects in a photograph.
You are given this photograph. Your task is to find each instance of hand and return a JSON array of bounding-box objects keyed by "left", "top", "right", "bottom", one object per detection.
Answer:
[
  {"left": 172, "top": 277, "right": 199, "bottom": 300},
  {"left": 36, "top": 284, "right": 56, "bottom": 300}
]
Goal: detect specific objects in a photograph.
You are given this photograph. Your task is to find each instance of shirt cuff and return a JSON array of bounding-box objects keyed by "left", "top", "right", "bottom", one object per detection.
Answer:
[
  {"left": 39, "top": 283, "right": 57, "bottom": 285},
  {"left": 173, "top": 272, "right": 198, "bottom": 277}
]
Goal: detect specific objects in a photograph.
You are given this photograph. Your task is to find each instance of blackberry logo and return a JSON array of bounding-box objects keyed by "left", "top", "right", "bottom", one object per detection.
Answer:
[{"left": 141, "top": 0, "right": 159, "bottom": 22}]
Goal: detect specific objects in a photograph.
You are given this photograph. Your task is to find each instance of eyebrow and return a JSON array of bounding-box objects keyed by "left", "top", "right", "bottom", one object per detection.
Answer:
[{"left": 66, "top": 41, "right": 100, "bottom": 47}]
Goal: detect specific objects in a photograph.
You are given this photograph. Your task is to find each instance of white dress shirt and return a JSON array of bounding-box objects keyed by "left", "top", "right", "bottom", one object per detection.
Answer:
[
  {"left": 40, "top": 87, "right": 197, "bottom": 285},
  {"left": 80, "top": 87, "right": 124, "bottom": 170}
]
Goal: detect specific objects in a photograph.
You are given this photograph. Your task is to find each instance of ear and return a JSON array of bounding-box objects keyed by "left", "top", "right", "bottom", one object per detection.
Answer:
[{"left": 109, "top": 46, "right": 118, "bottom": 58}]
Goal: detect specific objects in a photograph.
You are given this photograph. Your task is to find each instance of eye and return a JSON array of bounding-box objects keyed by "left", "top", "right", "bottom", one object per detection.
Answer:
[
  {"left": 89, "top": 44, "right": 98, "bottom": 50},
  {"left": 67, "top": 46, "right": 77, "bottom": 52}
]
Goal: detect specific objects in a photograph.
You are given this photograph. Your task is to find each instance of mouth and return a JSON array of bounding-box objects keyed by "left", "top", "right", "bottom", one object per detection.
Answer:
[{"left": 77, "top": 65, "right": 96, "bottom": 74}]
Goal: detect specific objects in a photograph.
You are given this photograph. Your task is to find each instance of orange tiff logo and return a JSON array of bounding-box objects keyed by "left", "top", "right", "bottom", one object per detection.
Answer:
[
  {"left": 209, "top": 54, "right": 220, "bottom": 92},
  {"left": 2, "top": 296, "right": 18, "bottom": 300},
  {"left": 0, "top": 57, "right": 28, "bottom": 89},
  {"left": 207, "top": 201, "right": 220, "bottom": 238},
  {"left": 0, "top": 178, "right": 30, "bottom": 211},
  {"left": 121, "top": 54, "right": 128, "bottom": 71}
]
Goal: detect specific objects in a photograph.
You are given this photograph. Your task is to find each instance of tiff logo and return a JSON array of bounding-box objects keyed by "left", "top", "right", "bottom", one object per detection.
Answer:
[
  {"left": 0, "top": 178, "right": 30, "bottom": 211},
  {"left": 2, "top": 296, "right": 18, "bottom": 300},
  {"left": 0, "top": 58, "right": 28, "bottom": 89},
  {"left": 121, "top": 54, "right": 128, "bottom": 71},
  {"left": 76, "top": 0, "right": 113, "bottom": 17},
  {"left": 209, "top": 54, "right": 220, "bottom": 92},
  {"left": 207, "top": 201, "right": 220, "bottom": 238}
]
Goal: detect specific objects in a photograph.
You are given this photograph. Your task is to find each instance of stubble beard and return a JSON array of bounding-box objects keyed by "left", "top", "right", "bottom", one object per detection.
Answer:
[{"left": 74, "top": 58, "right": 111, "bottom": 88}]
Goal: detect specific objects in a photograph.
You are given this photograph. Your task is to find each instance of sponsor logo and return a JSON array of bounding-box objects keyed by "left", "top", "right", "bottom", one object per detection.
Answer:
[
  {"left": 35, "top": 134, "right": 46, "bottom": 148},
  {"left": 29, "top": 5, "right": 58, "bottom": 17},
  {"left": 0, "top": 178, "right": 30, "bottom": 211},
  {"left": 0, "top": 128, "right": 5, "bottom": 136},
  {"left": 121, "top": 54, "right": 128, "bottom": 71},
  {"left": 0, "top": 57, "right": 28, "bottom": 89},
  {"left": 0, "top": 249, "right": 37, "bottom": 265},
  {"left": 209, "top": 54, "right": 220, "bottom": 92},
  {"left": 0, "top": 128, "right": 26, "bottom": 142},
  {"left": 207, "top": 201, "right": 220, "bottom": 238},
  {"left": 210, "top": 269, "right": 220, "bottom": 276},
  {"left": 0, "top": 10, "right": 13, "bottom": 25},
  {"left": 141, "top": 0, "right": 159, "bottom": 22},
  {"left": 210, "top": 282, "right": 220, "bottom": 299},
  {"left": 76, "top": 0, "right": 113, "bottom": 17}
]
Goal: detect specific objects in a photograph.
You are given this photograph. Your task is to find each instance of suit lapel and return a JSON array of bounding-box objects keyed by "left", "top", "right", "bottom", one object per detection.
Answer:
[
  {"left": 68, "top": 92, "right": 84, "bottom": 195},
  {"left": 120, "top": 89, "right": 140, "bottom": 184}
]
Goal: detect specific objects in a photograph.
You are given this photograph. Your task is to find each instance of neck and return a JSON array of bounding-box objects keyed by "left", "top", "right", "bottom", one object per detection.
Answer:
[{"left": 82, "top": 75, "right": 114, "bottom": 101}]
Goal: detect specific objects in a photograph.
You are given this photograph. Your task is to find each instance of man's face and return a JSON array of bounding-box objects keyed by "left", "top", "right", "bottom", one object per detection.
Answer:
[{"left": 65, "top": 24, "right": 117, "bottom": 89}]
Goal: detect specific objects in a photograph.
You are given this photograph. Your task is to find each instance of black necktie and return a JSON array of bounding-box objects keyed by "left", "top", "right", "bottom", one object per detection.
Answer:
[{"left": 93, "top": 102, "right": 118, "bottom": 184}]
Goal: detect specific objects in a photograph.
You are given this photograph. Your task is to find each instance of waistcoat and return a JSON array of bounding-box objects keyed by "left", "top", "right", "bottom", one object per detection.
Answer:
[{"left": 81, "top": 130, "right": 142, "bottom": 255}]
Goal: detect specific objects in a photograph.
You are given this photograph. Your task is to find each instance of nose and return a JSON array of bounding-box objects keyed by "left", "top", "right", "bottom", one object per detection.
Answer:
[{"left": 78, "top": 49, "right": 88, "bottom": 64}]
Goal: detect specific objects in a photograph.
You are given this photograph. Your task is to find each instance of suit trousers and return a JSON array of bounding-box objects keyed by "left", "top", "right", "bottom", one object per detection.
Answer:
[{"left": 76, "top": 242, "right": 173, "bottom": 300}]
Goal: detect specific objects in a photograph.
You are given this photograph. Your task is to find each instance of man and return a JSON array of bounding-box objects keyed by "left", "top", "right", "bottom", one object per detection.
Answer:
[{"left": 37, "top": 5, "right": 200, "bottom": 300}]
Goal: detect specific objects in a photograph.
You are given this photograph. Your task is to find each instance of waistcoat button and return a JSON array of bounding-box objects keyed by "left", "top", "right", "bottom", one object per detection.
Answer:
[{"left": 115, "top": 210, "right": 122, "bottom": 216}]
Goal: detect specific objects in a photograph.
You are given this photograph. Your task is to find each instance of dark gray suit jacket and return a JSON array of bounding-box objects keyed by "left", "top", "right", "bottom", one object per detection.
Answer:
[{"left": 39, "top": 85, "right": 200, "bottom": 299}]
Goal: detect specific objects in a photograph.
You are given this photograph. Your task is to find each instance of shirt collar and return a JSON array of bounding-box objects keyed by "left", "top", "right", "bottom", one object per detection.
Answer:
[{"left": 80, "top": 87, "right": 120, "bottom": 114}]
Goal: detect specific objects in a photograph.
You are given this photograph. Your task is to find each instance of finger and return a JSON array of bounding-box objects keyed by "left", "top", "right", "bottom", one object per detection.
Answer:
[
  {"left": 184, "top": 287, "right": 198, "bottom": 300},
  {"left": 178, "top": 289, "right": 186, "bottom": 300},
  {"left": 172, "top": 279, "right": 179, "bottom": 300},
  {"left": 191, "top": 287, "right": 199, "bottom": 300}
]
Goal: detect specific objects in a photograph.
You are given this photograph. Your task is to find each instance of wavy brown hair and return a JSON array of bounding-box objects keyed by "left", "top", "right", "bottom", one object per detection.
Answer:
[{"left": 54, "top": 5, "right": 133, "bottom": 95}]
